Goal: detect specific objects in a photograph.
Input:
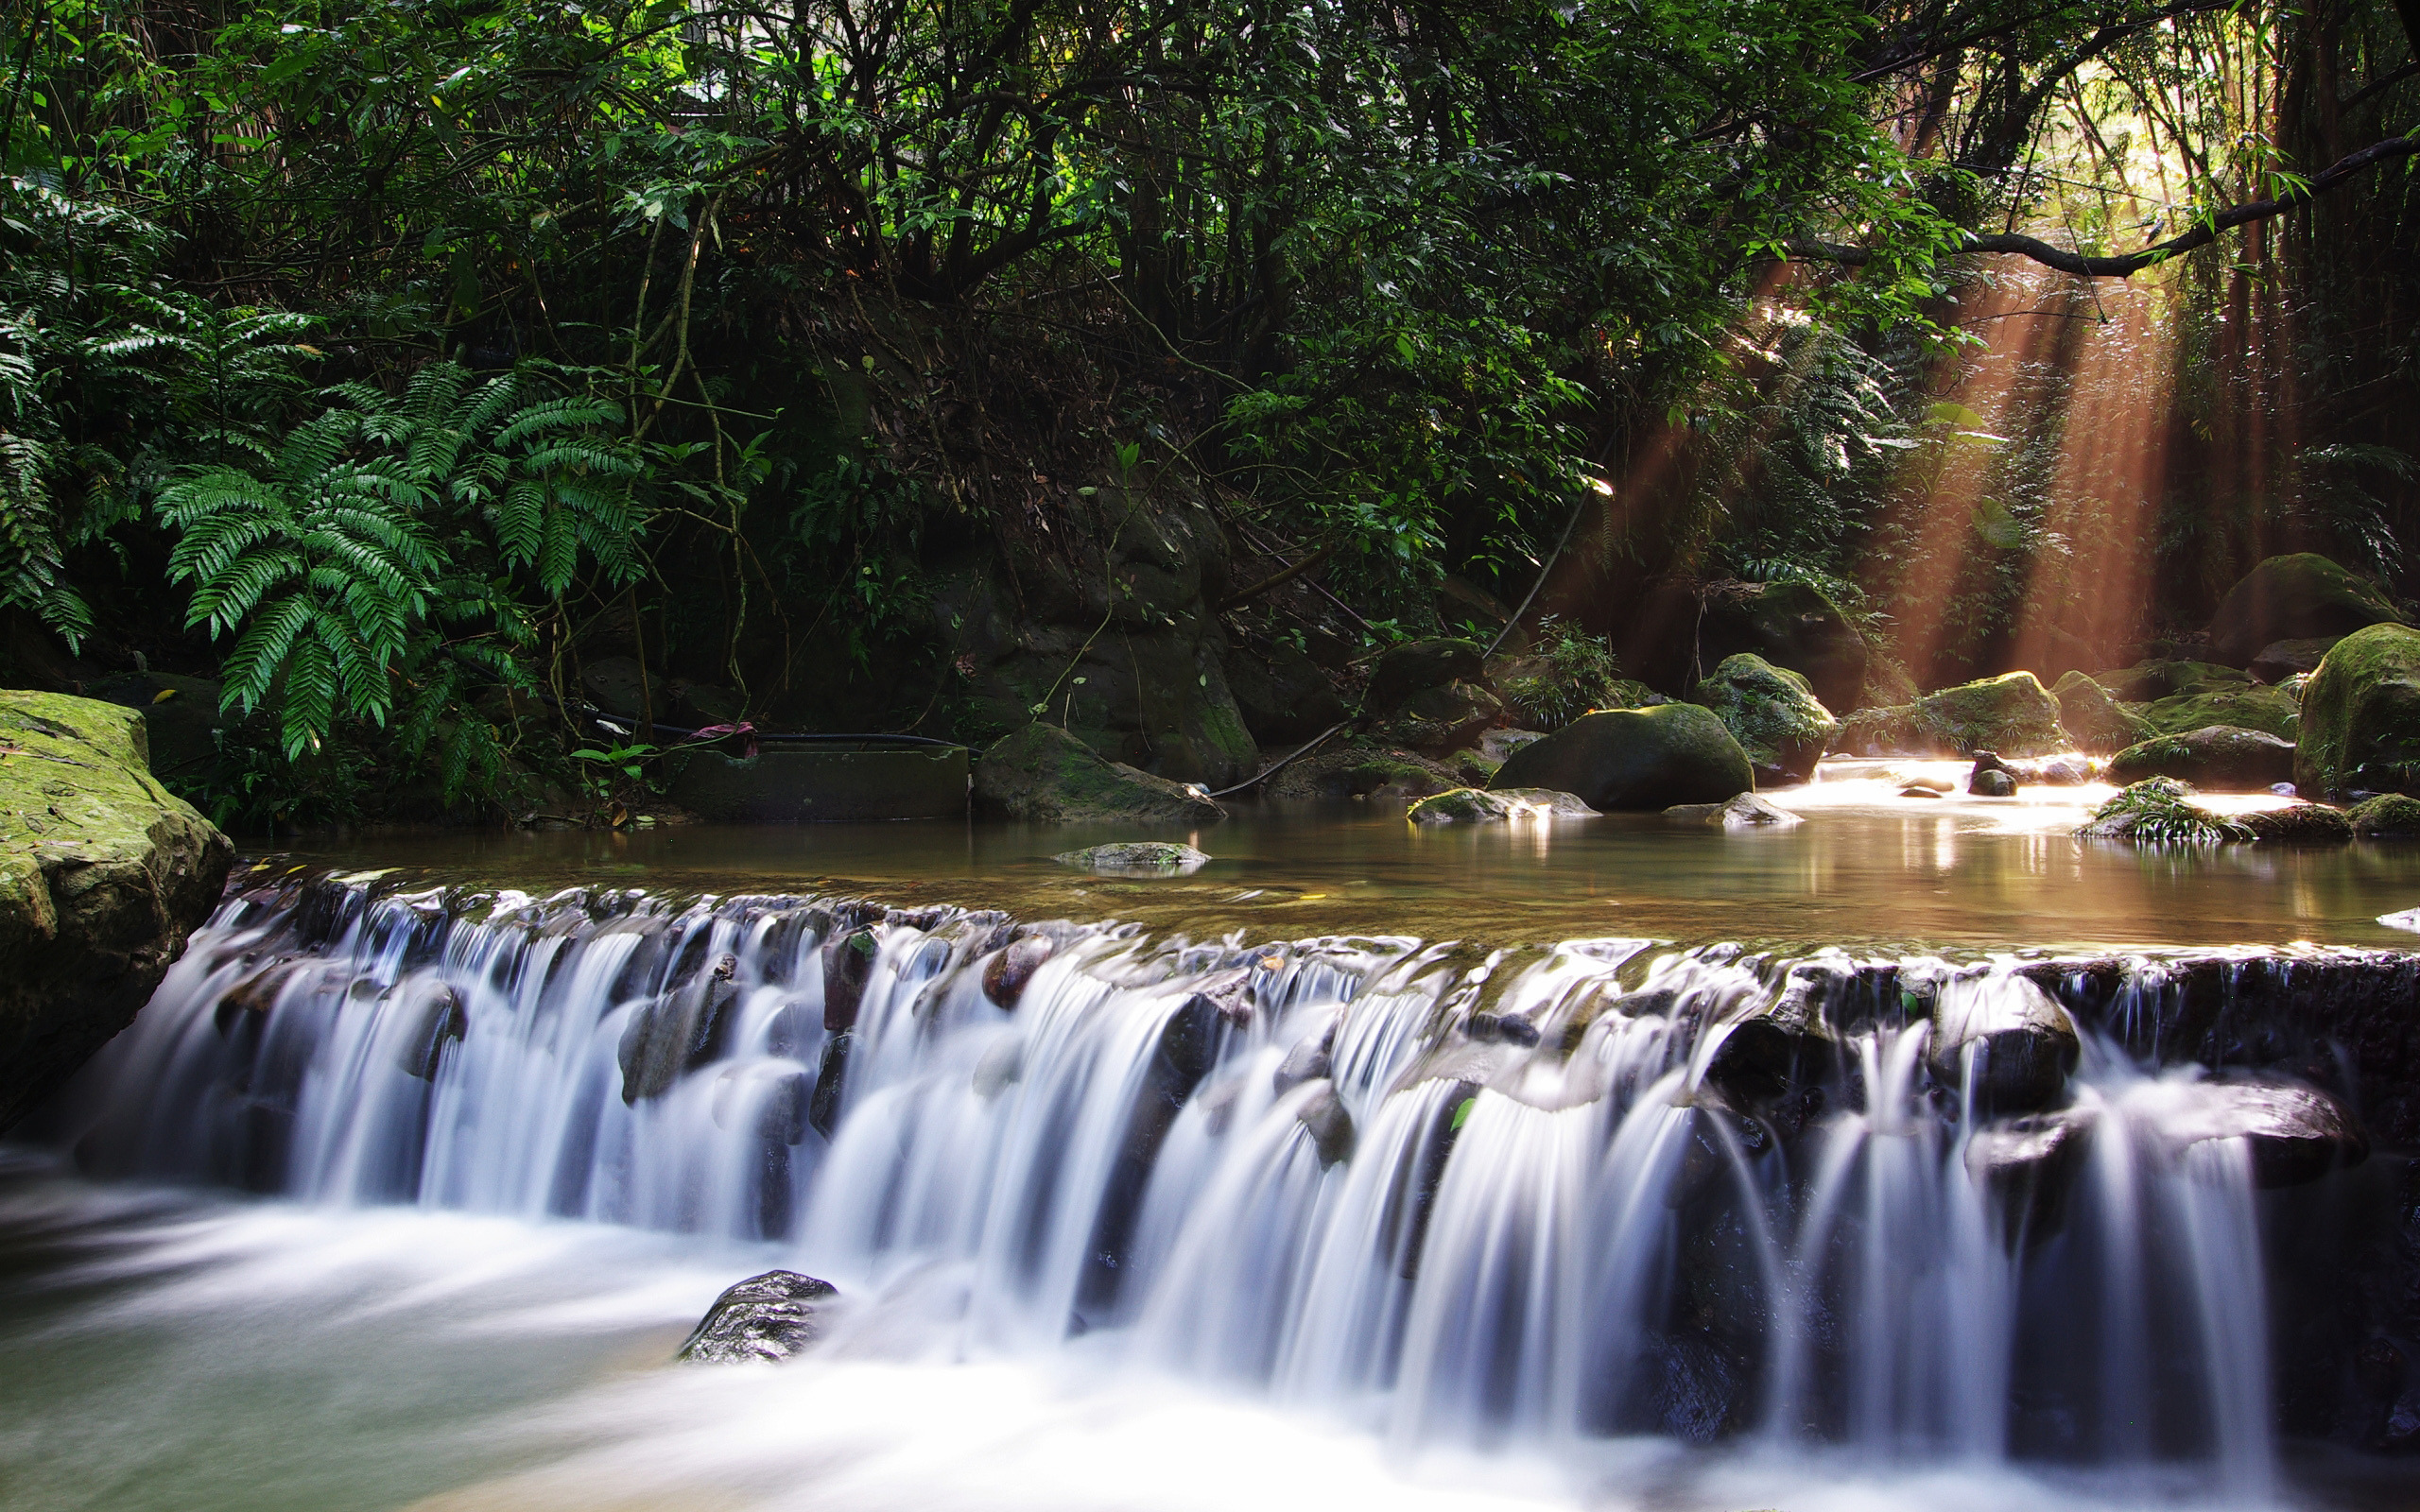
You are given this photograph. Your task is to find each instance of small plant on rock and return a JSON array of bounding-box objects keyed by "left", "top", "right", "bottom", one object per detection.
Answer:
[{"left": 2081, "top": 777, "right": 2251, "bottom": 844}]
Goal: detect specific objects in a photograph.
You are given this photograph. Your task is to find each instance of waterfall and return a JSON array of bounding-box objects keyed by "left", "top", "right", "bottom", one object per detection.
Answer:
[{"left": 49, "top": 868, "right": 2318, "bottom": 1491}]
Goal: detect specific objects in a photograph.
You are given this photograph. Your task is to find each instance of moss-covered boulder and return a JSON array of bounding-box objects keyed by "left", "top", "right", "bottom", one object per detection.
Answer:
[
  {"left": 1406, "top": 787, "right": 1596, "bottom": 824},
  {"left": 2238, "top": 803, "right": 2353, "bottom": 843},
  {"left": 1490, "top": 703, "right": 1753, "bottom": 811},
  {"left": 1374, "top": 679, "right": 1505, "bottom": 753},
  {"left": 1, "top": 692, "right": 235, "bottom": 1129},
  {"left": 2349, "top": 793, "right": 2420, "bottom": 838},
  {"left": 1052, "top": 842, "right": 1212, "bottom": 873},
  {"left": 973, "top": 723, "right": 1226, "bottom": 823},
  {"left": 2098, "top": 661, "right": 2250, "bottom": 703},
  {"left": 1839, "top": 672, "right": 2067, "bottom": 758},
  {"left": 2108, "top": 726, "right": 2296, "bottom": 791},
  {"left": 2206, "top": 553, "right": 2407, "bottom": 668},
  {"left": 2050, "top": 671, "right": 2150, "bottom": 755},
  {"left": 2295, "top": 623, "right": 2420, "bottom": 799},
  {"left": 1692, "top": 654, "right": 1838, "bottom": 785},
  {"left": 2139, "top": 686, "right": 2301, "bottom": 741},
  {"left": 1697, "top": 579, "right": 1870, "bottom": 713}
]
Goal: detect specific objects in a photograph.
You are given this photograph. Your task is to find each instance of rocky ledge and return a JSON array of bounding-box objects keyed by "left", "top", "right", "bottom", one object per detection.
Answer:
[{"left": 0, "top": 691, "right": 233, "bottom": 1129}]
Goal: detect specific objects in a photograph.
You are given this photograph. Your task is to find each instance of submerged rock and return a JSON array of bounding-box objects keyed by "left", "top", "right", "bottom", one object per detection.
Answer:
[
  {"left": 2051, "top": 670, "right": 2152, "bottom": 754},
  {"left": 1052, "top": 841, "right": 1212, "bottom": 874},
  {"left": 677, "top": 1270, "right": 839, "bottom": 1363},
  {"left": 0, "top": 692, "right": 235, "bottom": 1130},
  {"left": 1691, "top": 653, "right": 1838, "bottom": 784},
  {"left": 1664, "top": 792, "right": 1801, "bottom": 827},
  {"left": 1405, "top": 786, "right": 1596, "bottom": 824},
  {"left": 1965, "top": 1107, "right": 2096, "bottom": 1243},
  {"left": 2205, "top": 552, "right": 2406, "bottom": 668},
  {"left": 1927, "top": 975, "right": 2080, "bottom": 1114},
  {"left": 2295, "top": 623, "right": 2420, "bottom": 800},
  {"left": 1490, "top": 704, "right": 1754, "bottom": 811},
  {"left": 2109, "top": 725, "right": 2297, "bottom": 790},
  {"left": 974, "top": 723, "right": 1227, "bottom": 824}
]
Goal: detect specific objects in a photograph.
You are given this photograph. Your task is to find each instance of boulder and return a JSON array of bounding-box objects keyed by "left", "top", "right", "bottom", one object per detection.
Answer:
[
  {"left": 1839, "top": 672, "right": 2067, "bottom": 757},
  {"left": 1374, "top": 679, "right": 1505, "bottom": 753},
  {"left": 2108, "top": 726, "right": 2297, "bottom": 790},
  {"left": 981, "top": 934, "right": 1056, "bottom": 1008},
  {"left": 1257, "top": 747, "right": 1464, "bottom": 803},
  {"left": 2050, "top": 670, "right": 2151, "bottom": 754},
  {"left": 2350, "top": 794, "right": 2420, "bottom": 838},
  {"left": 2098, "top": 660, "right": 2250, "bottom": 703},
  {"left": 2158, "top": 1079, "right": 2368, "bottom": 1188},
  {"left": 2295, "top": 623, "right": 2420, "bottom": 800},
  {"left": 2139, "top": 686, "right": 2300, "bottom": 740},
  {"left": 1490, "top": 704, "right": 1754, "bottom": 812},
  {"left": 1970, "top": 767, "right": 2016, "bottom": 797},
  {"left": 1691, "top": 654, "right": 1838, "bottom": 785},
  {"left": 973, "top": 723, "right": 1226, "bottom": 823},
  {"left": 1052, "top": 842, "right": 1212, "bottom": 873},
  {"left": 2237, "top": 802, "right": 2353, "bottom": 843},
  {"left": 2205, "top": 553, "right": 2406, "bottom": 668},
  {"left": 1928, "top": 976, "right": 2080, "bottom": 1115},
  {"left": 1663, "top": 792, "right": 1802, "bottom": 827},
  {"left": 1223, "top": 637, "right": 1346, "bottom": 745},
  {"left": 1406, "top": 787, "right": 1596, "bottom": 824},
  {"left": 2249, "top": 637, "right": 2340, "bottom": 685},
  {"left": 0, "top": 692, "right": 235, "bottom": 1130},
  {"left": 1623, "top": 579, "right": 1868, "bottom": 713},
  {"left": 677, "top": 1270, "right": 839, "bottom": 1363},
  {"left": 1364, "top": 639, "right": 1486, "bottom": 713}
]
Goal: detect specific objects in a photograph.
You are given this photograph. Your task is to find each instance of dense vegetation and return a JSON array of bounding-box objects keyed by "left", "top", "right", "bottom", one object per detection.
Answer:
[{"left": 3, "top": 0, "right": 2414, "bottom": 821}]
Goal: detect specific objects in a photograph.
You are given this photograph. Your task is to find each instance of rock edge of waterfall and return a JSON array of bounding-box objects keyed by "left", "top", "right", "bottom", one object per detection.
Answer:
[{"left": 0, "top": 690, "right": 233, "bottom": 1130}]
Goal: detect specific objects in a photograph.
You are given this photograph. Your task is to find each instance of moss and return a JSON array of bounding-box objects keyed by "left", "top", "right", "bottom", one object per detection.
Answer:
[
  {"left": 2100, "top": 661, "right": 2250, "bottom": 702},
  {"left": 2079, "top": 778, "right": 2250, "bottom": 844},
  {"left": 1053, "top": 842, "right": 1211, "bottom": 872},
  {"left": 1692, "top": 653, "right": 1837, "bottom": 782},
  {"left": 2208, "top": 552, "right": 2407, "bottom": 665},
  {"left": 2051, "top": 670, "right": 2152, "bottom": 754},
  {"left": 2237, "top": 804, "right": 2353, "bottom": 843},
  {"left": 2294, "top": 623, "right": 2420, "bottom": 799},
  {"left": 2349, "top": 793, "right": 2420, "bottom": 838},
  {"left": 1843, "top": 673, "right": 2066, "bottom": 757},
  {"left": 1448, "top": 747, "right": 1499, "bottom": 785},
  {"left": 972, "top": 723, "right": 1225, "bottom": 822},
  {"left": 2106, "top": 725, "right": 2294, "bottom": 790},
  {"left": 2139, "top": 687, "right": 2300, "bottom": 740}
]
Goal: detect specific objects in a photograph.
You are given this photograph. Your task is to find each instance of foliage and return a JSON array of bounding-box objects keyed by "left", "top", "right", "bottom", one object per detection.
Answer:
[{"left": 2081, "top": 776, "right": 2252, "bottom": 844}]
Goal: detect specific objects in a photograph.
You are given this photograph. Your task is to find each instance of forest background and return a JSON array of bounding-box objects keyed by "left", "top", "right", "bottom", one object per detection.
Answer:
[{"left": 3, "top": 0, "right": 2415, "bottom": 823}]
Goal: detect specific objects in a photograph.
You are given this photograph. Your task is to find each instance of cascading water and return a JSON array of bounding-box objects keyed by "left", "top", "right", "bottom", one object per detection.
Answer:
[{"left": 44, "top": 868, "right": 2347, "bottom": 1502}]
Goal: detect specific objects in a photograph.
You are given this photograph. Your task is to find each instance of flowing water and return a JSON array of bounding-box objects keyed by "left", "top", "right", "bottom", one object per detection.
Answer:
[{"left": 3, "top": 768, "right": 2413, "bottom": 1511}]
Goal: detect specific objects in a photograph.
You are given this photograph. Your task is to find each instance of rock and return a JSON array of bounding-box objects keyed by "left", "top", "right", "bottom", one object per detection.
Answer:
[
  {"left": 1223, "top": 637, "right": 1346, "bottom": 745},
  {"left": 1374, "top": 679, "right": 1504, "bottom": 753},
  {"left": 2237, "top": 802, "right": 2353, "bottom": 843},
  {"left": 2098, "top": 660, "right": 2251, "bottom": 703},
  {"left": 1929, "top": 976, "right": 2080, "bottom": 1115},
  {"left": 1624, "top": 579, "right": 1869, "bottom": 712},
  {"left": 2007, "top": 754, "right": 2094, "bottom": 785},
  {"left": 1664, "top": 792, "right": 1802, "bottom": 827},
  {"left": 1969, "top": 766, "right": 2016, "bottom": 796},
  {"left": 973, "top": 1038, "right": 1024, "bottom": 1096},
  {"left": 677, "top": 1270, "right": 839, "bottom": 1363},
  {"left": 974, "top": 723, "right": 1227, "bottom": 823},
  {"left": 1052, "top": 841, "right": 1211, "bottom": 873},
  {"left": 2051, "top": 670, "right": 2151, "bottom": 754},
  {"left": 981, "top": 935, "right": 1056, "bottom": 1008},
  {"left": 2109, "top": 726, "right": 2297, "bottom": 790},
  {"left": 821, "top": 927, "right": 877, "bottom": 1033},
  {"left": 1965, "top": 1108, "right": 2096, "bottom": 1241},
  {"left": 1256, "top": 747, "right": 1464, "bottom": 803},
  {"left": 2350, "top": 794, "right": 2420, "bottom": 838},
  {"left": 2139, "top": 686, "right": 2301, "bottom": 740},
  {"left": 2205, "top": 553, "right": 2407, "bottom": 668},
  {"left": 1899, "top": 784, "right": 1945, "bottom": 799},
  {"left": 1485, "top": 651, "right": 1653, "bottom": 731},
  {"left": 1405, "top": 787, "right": 1597, "bottom": 824},
  {"left": 1490, "top": 704, "right": 1754, "bottom": 812},
  {"left": 2295, "top": 624, "right": 2420, "bottom": 800},
  {"left": 1294, "top": 1080, "right": 1356, "bottom": 1167},
  {"left": 1478, "top": 728, "right": 1547, "bottom": 764},
  {"left": 1840, "top": 672, "right": 2067, "bottom": 758},
  {"left": 1363, "top": 639, "right": 1486, "bottom": 713},
  {"left": 1692, "top": 653, "right": 1838, "bottom": 784},
  {"left": 578, "top": 655, "right": 656, "bottom": 719},
  {"left": 2249, "top": 637, "right": 2340, "bottom": 684},
  {"left": 1273, "top": 1012, "right": 1340, "bottom": 1094},
  {"left": 2158, "top": 1079, "right": 2368, "bottom": 1188},
  {"left": 0, "top": 692, "right": 235, "bottom": 1130},
  {"left": 2079, "top": 777, "right": 2246, "bottom": 844}
]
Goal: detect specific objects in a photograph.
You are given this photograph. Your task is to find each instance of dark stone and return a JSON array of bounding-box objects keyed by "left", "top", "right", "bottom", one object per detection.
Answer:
[
  {"left": 2109, "top": 726, "right": 2297, "bottom": 790},
  {"left": 973, "top": 723, "right": 1226, "bottom": 823},
  {"left": 677, "top": 1270, "right": 838, "bottom": 1363},
  {"left": 822, "top": 929, "right": 877, "bottom": 1033},
  {"left": 982, "top": 934, "right": 1055, "bottom": 1008},
  {"left": 1375, "top": 679, "right": 1504, "bottom": 753},
  {"left": 1969, "top": 766, "right": 2016, "bottom": 797},
  {"left": 2351, "top": 794, "right": 2420, "bottom": 839},
  {"left": 1273, "top": 1012, "right": 1340, "bottom": 1094},
  {"left": 1623, "top": 579, "right": 1868, "bottom": 713},
  {"left": 1364, "top": 639, "right": 1486, "bottom": 713},
  {"left": 2167, "top": 1079, "right": 2369, "bottom": 1188},
  {"left": 1490, "top": 704, "right": 1754, "bottom": 811},
  {"left": 392, "top": 984, "right": 468, "bottom": 1081},
  {"left": 2251, "top": 637, "right": 2342, "bottom": 684},
  {"left": 1295, "top": 1080, "right": 1356, "bottom": 1166},
  {"left": 2206, "top": 554, "right": 2406, "bottom": 668},
  {"left": 1223, "top": 637, "right": 1346, "bottom": 744},
  {"left": 1964, "top": 1108, "right": 2095, "bottom": 1243},
  {"left": 2238, "top": 803, "right": 2355, "bottom": 844},
  {"left": 617, "top": 956, "right": 741, "bottom": 1103}
]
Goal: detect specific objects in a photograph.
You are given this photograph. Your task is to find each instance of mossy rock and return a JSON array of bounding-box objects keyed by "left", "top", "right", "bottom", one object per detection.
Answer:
[
  {"left": 1258, "top": 747, "right": 1463, "bottom": 803},
  {"left": 1490, "top": 702, "right": 1753, "bottom": 811},
  {"left": 2238, "top": 803, "right": 2353, "bottom": 844},
  {"left": 1374, "top": 678, "right": 1504, "bottom": 753},
  {"left": 2206, "top": 553, "right": 2407, "bottom": 667},
  {"left": 973, "top": 723, "right": 1226, "bottom": 823},
  {"left": 2050, "top": 670, "right": 2152, "bottom": 755},
  {"left": 1052, "top": 842, "right": 1211, "bottom": 873},
  {"left": 2097, "top": 661, "right": 2250, "bottom": 703},
  {"left": 2108, "top": 726, "right": 2295, "bottom": 791},
  {"left": 0, "top": 691, "right": 236, "bottom": 1129},
  {"left": 2139, "top": 686, "right": 2300, "bottom": 741},
  {"left": 1692, "top": 653, "right": 1837, "bottom": 784},
  {"left": 1841, "top": 672, "right": 2066, "bottom": 758},
  {"left": 2294, "top": 623, "right": 2420, "bottom": 800},
  {"left": 1695, "top": 579, "right": 1870, "bottom": 713},
  {"left": 1364, "top": 638, "right": 1486, "bottom": 713},
  {"left": 1406, "top": 786, "right": 1597, "bottom": 824},
  {"left": 2349, "top": 793, "right": 2420, "bottom": 838},
  {"left": 2079, "top": 778, "right": 2245, "bottom": 844}
]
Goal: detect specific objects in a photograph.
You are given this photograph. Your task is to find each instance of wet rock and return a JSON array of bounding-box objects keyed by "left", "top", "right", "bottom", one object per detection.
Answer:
[
  {"left": 2205, "top": 553, "right": 2406, "bottom": 668},
  {"left": 2161, "top": 1080, "right": 2369, "bottom": 1187},
  {"left": 2351, "top": 794, "right": 2420, "bottom": 838},
  {"left": 1969, "top": 766, "right": 2017, "bottom": 797},
  {"left": 2139, "top": 686, "right": 2301, "bottom": 741},
  {"left": 1624, "top": 578, "right": 1869, "bottom": 713},
  {"left": 1899, "top": 783, "right": 1945, "bottom": 799},
  {"left": 1080, "top": 993, "right": 1232, "bottom": 1312},
  {"left": 1406, "top": 786, "right": 1597, "bottom": 824},
  {"left": 2296, "top": 623, "right": 2420, "bottom": 800},
  {"left": 1664, "top": 792, "right": 1802, "bottom": 827},
  {"left": 1692, "top": 653, "right": 1838, "bottom": 784},
  {"left": 391, "top": 984, "right": 468, "bottom": 1081},
  {"left": 1928, "top": 976, "right": 2080, "bottom": 1115},
  {"left": 2109, "top": 726, "right": 2297, "bottom": 790},
  {"left": 1491, "top": 704, "right": 1754, "bottom": 812},
  {"left": 1223, "top": 636, "right": 1346, "bottom": 744},
  {"left": 973, "top": 723, "right": 1227, "bottom": 824},
  {"left": 0, "top": 692, "right": 235, "bottom": 1130},
  {"left": 2052, "top": 670, "right": 2152, "bottom": 754},
  {"left": 982, "top": 934, "right": 1056, "bottom": 1008},
  {"left": 972, "top": 1038, "right": 1024, "bottom": 1097},
  {"left": 2250, "top": 637, "right": 2341, "bottom": 684},
  {"left": 1840, "top": 672, "right": 2067, "bottom": 758},
  {"left": 1463, "top": 1011, "right": 1543, "bottom": 1046},
  {"left": 821, "top": 928, "right": 878, "bottom": 1033},
  {"left": 2008, "top": 754, "right": 2094, "bottom": 785},
  {"left": 1053, "top": 841, "right": 1211, "bottom": 874},
  {"left": 1964, "top": 1107, "right": 2096, "bottom": 1242},
  {"left": 617, "top": 954, "right": 741, "bottom": 1103},
  {"left": 806, "top": 1032, "right": 852, "bottom": 1138},
  {"left": 677, "top": 1270, "right": 838, "bottom": 1363},
  {"left": 1273, "top": 1013, "right": 1339, "bottom": 1094},
  {"left": 1374, "top": 678, "right": 1505, "bottom": 753},
  {"left": 1295, "top": 1080, "right": 1357, "bottom": 1166}
]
